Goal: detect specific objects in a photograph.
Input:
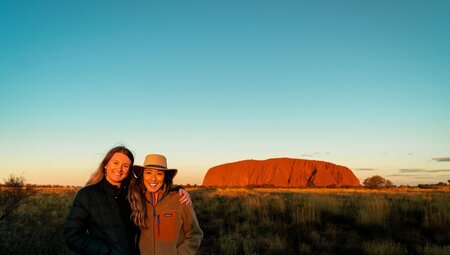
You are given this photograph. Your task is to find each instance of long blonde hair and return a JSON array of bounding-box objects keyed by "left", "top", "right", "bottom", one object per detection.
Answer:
[
  {"left": 128, "top": 171, "right": 175, "bottom": 228},
  {"left": 85, "top": 146, "right": 134, "bottom": 186}
]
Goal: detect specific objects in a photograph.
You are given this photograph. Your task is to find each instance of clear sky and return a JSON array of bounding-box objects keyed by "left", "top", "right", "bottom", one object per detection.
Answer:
[{"left": 1, "top": 1, "right": 449, "bottom": 186}]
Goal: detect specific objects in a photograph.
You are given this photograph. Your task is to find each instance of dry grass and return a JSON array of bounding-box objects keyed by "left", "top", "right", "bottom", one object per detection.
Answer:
[
  {"left": 191, "top": 186, "right": 450, "bottom": 255},
  {"left": 1, "top": 186, "right": 450, "bottom": 254}
]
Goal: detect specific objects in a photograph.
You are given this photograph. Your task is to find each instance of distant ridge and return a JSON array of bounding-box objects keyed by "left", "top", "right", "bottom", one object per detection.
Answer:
[{"left": 202, "top": 158, "right": 361, "bottom": 187}]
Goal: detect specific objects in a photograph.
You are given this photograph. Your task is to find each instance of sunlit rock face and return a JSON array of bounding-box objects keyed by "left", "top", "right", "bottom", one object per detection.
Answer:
[{"left": 202, "top": 158, "right": 361, "bottom": 187}]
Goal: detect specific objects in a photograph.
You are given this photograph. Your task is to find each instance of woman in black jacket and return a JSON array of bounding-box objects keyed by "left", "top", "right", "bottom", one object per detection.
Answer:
[{"left": 64, "top": 146, "right": 190, "bottom": 255}]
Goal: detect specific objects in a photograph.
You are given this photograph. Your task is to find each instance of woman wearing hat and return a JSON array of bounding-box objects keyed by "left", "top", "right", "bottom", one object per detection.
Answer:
[
  {"left": 129, "top": 154, "right": 203, "bottom": 255},
  {"left": 63, "top": 146, "right": 191, "bottom": 255}
]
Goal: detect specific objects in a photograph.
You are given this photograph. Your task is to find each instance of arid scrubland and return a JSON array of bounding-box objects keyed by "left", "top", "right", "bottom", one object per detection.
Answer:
[
  {"left": 1, "top": 186, "right": 450, "bottom": 254},
  {"left": 193, "top": 186, "right": 450, "bottom": 255}
]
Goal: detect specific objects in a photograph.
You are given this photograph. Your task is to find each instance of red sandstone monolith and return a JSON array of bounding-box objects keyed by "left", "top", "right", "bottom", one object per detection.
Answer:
[{"left": 202, "top": 158, "right": 361, "bottom": 187}]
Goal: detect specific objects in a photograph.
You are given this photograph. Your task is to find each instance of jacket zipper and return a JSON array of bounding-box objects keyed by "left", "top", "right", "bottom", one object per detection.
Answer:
[
  {"left": 152, "top": 207, "right": 156, "bottom": 255},
  {"left": 157, "top": 214, "right": 161, "bottom": 237},
  {"left": 149, "top": 191, "right": 169, "bottom": 254}
]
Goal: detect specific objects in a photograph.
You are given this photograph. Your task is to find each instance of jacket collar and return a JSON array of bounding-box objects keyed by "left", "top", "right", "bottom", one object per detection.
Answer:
[
  {"left": 101, "top": 178, "right": 126, "bottom": 199},
  {"left": 145, "top": 188, "right": 168, "bottom": 206}
]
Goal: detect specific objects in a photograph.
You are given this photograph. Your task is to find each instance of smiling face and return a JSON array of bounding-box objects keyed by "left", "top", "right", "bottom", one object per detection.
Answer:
[
  {"left": 104, "top": 152, "right": 131, "bottom": 187},
  {"left": 142, "top": 168, "right": 165, "bottom": 193}
]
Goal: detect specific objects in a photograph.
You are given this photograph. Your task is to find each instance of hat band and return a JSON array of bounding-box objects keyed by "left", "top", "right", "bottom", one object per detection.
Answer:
[{"left": 144, "top": 164, "right": 168, "bottom": 170}]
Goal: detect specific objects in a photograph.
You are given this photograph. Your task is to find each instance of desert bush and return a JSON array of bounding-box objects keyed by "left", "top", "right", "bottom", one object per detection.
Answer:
[
  {"left": 363, "top": 175, "right": 394, "bottom": 188},
  {"left": 0, "top": 175, "right": 35, "bottom": 222}
]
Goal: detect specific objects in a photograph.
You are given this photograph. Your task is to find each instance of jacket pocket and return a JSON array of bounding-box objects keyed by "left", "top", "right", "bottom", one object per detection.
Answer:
[{"left": 156, "top": 210, "right": 177, "bottom": 243}]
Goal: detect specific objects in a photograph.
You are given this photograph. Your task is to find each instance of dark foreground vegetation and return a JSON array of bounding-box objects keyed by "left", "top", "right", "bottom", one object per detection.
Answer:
[{"left": 1, "top": 185, "right": 450, "bottom": 255}]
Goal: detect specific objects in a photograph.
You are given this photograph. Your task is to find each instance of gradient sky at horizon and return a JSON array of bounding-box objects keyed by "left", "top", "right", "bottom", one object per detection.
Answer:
[{"left": 1, "top": 1, "right": 449, "bottom": 186}]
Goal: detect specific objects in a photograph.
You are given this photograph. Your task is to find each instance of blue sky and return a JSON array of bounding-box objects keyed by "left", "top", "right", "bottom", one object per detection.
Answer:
[{"left": 1, "top": 1, "right": 449, "bottom": 186}]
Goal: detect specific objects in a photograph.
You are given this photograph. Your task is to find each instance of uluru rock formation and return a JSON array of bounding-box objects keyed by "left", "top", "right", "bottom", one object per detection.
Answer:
[{"left": 202, "top": 158, "right": 361, "bottom": 187}]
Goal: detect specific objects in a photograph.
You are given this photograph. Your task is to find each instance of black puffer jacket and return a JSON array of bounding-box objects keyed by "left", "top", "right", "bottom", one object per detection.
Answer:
[{"left": 64, "top": 178, "right": 139, "bottom": 255}]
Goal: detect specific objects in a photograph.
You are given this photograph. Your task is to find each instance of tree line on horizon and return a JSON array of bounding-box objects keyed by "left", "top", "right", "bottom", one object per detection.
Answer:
[{"left": 2, "top": 174, "right": 450, "bottom": 189}]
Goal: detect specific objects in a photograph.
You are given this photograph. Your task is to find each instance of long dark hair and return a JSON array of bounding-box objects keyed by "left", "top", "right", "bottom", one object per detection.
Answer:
[{"left": 86, "top": 145, "right": 134, "bottom": 186}]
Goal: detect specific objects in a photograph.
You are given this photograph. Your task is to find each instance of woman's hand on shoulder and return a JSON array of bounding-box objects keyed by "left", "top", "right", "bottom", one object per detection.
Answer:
[{"left": 179, "top": 189, "right": 191, "bottom": 205}]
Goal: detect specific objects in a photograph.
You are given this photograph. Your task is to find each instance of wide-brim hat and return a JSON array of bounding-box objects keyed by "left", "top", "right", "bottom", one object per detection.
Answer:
[{"left": 132, "top": 154, "right": 178, "bottom": 179}]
